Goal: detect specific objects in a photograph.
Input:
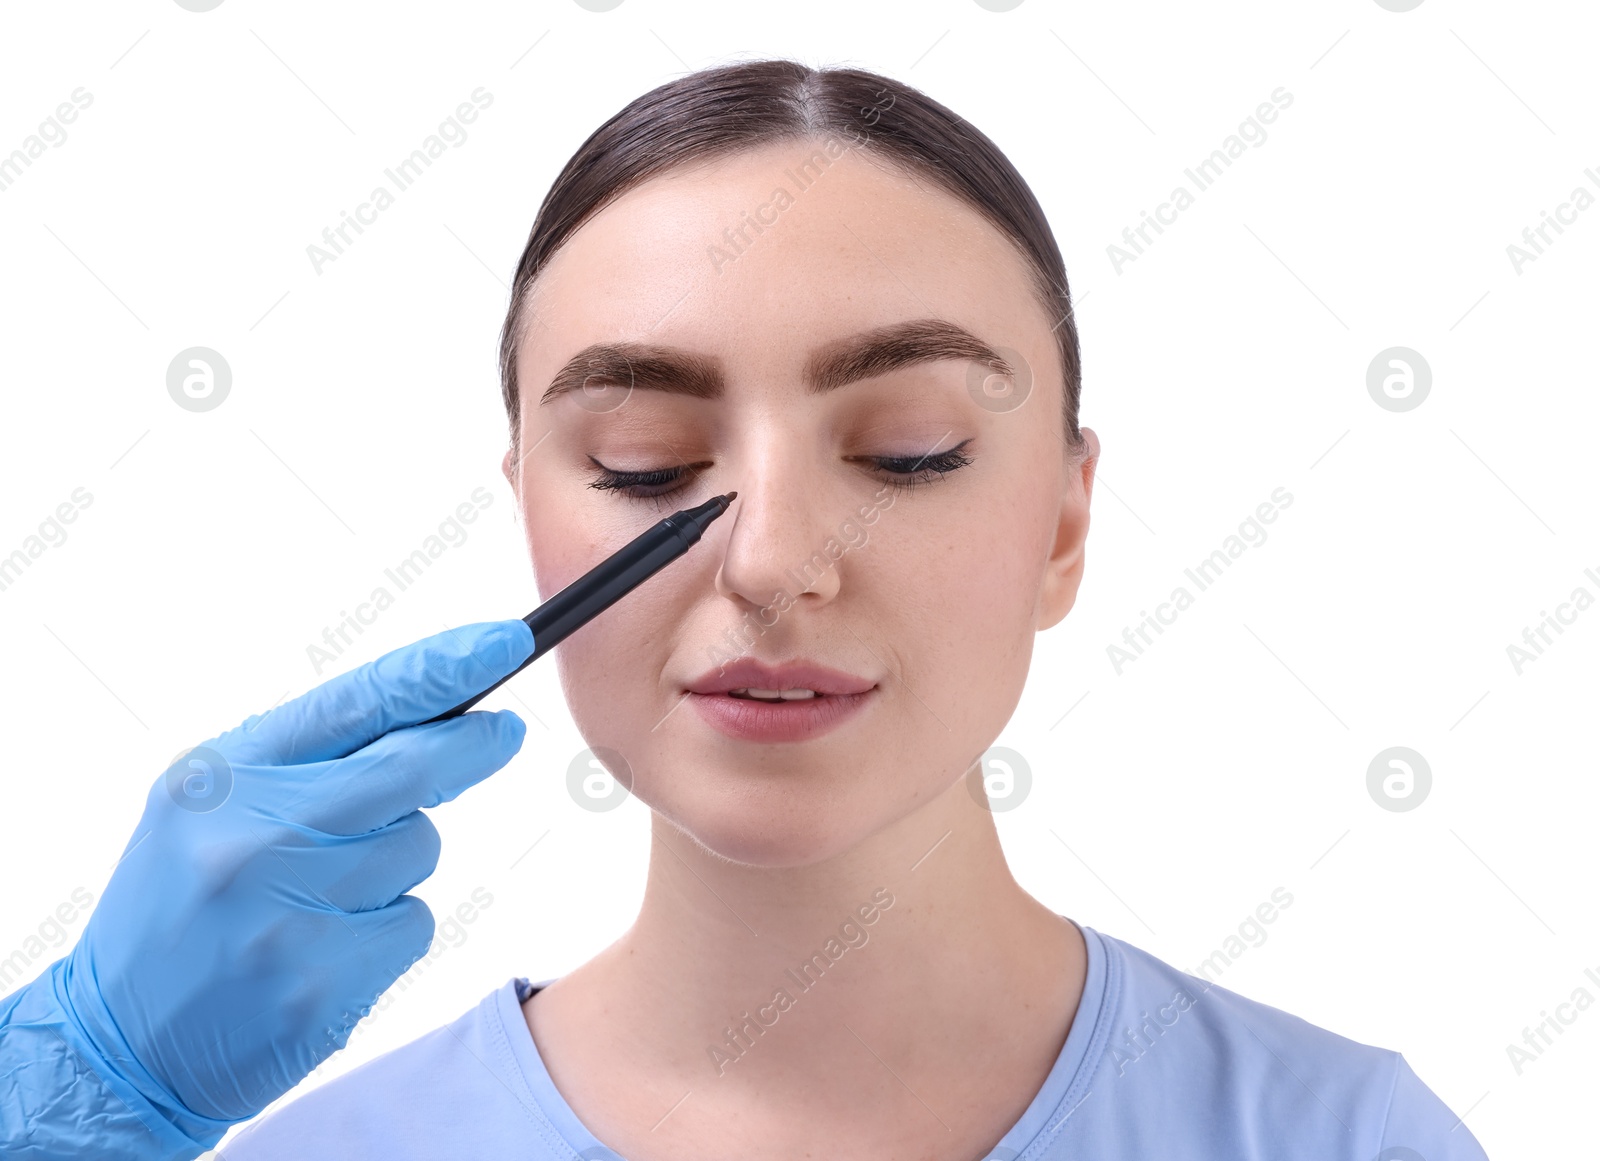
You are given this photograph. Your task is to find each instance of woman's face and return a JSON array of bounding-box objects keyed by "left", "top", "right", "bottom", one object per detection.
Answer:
[{"left": 504, "top": 137, "right": 1097, "bottom": 867}]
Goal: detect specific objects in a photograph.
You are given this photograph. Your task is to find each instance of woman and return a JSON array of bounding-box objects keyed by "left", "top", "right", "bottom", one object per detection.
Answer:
[{"left": 223, "top": 58, "right": 1488, "bottom": 1160}]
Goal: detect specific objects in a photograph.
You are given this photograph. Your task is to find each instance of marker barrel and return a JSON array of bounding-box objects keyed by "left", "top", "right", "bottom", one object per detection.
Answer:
[{"left": 421, "top": 493, "right": 734, "bottom": 724}]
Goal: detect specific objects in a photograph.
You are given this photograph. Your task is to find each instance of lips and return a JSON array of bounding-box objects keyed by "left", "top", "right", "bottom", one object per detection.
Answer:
[
  {"left": 683, "top": 658, "right": 877, "bottom": 743},
  {"left": 685, "top": 658, "right": 876, "bottom": 698}
]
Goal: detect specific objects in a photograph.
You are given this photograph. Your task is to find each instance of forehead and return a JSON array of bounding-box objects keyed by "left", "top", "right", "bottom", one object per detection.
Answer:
[{"left": 522, "top": 139, "right": 1049, "bottom": 368}]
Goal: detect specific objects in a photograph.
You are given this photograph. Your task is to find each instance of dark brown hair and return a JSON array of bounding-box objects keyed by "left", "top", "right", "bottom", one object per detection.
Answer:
[{"left": 498, "top": 58, "right": 1083, "bottom": 456}]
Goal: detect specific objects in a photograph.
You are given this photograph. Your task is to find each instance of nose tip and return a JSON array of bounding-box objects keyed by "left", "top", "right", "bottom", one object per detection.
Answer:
[{"left": 711, "top": 482, "right": 843, "bottom": 608}]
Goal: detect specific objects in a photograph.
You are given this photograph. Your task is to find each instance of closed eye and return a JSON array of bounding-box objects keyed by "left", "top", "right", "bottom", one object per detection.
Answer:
[
  {"left": 850, "top": 438, "right": 974, "bottom": 490},
  {"left": 587, "top": 438, "right": 974, "bottom": 506},
  {"left": 586, "top": 457, "right": 711, "bottom": 509}
]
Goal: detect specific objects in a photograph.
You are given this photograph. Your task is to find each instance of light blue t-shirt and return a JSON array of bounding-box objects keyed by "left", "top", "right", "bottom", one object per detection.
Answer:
[{"left": 219, "top": 922, "right": 1489, "bottom": 1159}]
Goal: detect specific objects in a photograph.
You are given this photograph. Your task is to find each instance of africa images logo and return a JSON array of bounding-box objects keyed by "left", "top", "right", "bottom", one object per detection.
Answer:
[{"left": 164, "top": 747, "right": 234, "bottom": 813}]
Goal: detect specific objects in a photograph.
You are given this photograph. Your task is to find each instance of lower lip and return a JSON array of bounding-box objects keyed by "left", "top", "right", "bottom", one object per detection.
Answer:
[{"left": 686, "top": 690, "right": 874, "bottom": 743}]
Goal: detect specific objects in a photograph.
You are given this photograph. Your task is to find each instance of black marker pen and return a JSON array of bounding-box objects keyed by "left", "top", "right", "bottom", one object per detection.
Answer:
[{"left": 424, "top": 491, "right": 737, "bottom": 723}]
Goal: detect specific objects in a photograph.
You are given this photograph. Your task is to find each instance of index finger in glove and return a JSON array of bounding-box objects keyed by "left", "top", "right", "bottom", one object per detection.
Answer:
[{"left": 217, "top": 619, "right": 533, "bottom": 768}]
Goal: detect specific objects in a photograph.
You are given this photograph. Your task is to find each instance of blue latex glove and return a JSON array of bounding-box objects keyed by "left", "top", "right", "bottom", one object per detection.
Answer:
[{"left": 0, "top": 619, "right": 533, "bottom": 1160}]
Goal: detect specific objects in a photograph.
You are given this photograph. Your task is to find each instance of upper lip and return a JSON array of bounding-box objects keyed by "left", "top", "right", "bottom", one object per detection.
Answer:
[{"left": 685, "top": 657, "right": 877, "bottom": 696}]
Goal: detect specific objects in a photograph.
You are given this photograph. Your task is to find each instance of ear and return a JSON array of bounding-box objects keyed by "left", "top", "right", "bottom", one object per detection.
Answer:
[
  {"left": 501, "top": 444, "right": 528, "bottom": 518},
  {"left": 1037, "top": 426, "right": 1099, "bottom": 631}
]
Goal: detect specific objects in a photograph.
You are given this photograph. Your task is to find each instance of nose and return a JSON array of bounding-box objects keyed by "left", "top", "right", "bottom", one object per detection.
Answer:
[{"left": 712, "top": 450, "right": 845, "bottom": 612}]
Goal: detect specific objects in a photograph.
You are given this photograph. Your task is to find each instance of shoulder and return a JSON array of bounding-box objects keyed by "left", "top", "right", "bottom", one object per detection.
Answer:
[
  {"left": 1109, "top": 930, "right": 1395, "bottom": 1080},
  {"left": 219, "top": 979, "right": 566, "bottom": 1160},
  {"left": 1058, "top": 929, "right": 1489, "bottom": 1160}
]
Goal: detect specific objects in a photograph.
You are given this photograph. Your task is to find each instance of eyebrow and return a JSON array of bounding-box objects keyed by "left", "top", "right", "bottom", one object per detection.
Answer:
[{"left": 539, "top": 318, "right": 1014, "bottom": 405}]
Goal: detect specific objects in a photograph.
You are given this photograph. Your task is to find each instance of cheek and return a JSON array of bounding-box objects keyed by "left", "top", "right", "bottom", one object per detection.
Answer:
[
  {"left": 522, "top": 502, "right": 641, "bottom": 719},
  {"left": 876, "top": 499, "right": 1048, "bottom": 733},
  {"left": 881, "top": 491, "right": 1048, "bottom": 644},
  {"left": 528, "top": 520, "right": 699, "bottom": 747},
  {"left": 523, "top": 498, "right": 594, "bottom": 601},
  {"left": 964, "top": 514, "right": 1051, "bottom": 628},
  {"left": 548, "top": 602, "right": 671, "bottom": 786}
]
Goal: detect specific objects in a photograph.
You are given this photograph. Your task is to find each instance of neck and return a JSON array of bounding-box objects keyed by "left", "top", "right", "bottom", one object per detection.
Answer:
[{"left": 581, "top": 775, "right": 1080, "bottom": 1085}]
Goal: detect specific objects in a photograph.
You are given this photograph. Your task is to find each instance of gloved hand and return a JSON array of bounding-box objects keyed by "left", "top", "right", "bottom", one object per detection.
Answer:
[{"left": 0, "top": 618, "right": 533, "bottom": 1160}]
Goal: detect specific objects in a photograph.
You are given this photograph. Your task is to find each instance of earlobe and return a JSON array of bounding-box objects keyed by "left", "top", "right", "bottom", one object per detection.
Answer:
[{"left": 501, "top": 447, "right": 516, "bottom": 488}]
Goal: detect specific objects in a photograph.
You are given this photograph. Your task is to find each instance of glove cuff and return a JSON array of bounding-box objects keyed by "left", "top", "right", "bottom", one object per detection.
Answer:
[{"left": 40, "top": 955, "right": 233, "bottom": 1154}]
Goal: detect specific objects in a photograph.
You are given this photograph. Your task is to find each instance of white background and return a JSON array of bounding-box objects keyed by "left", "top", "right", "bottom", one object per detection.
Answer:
[{"left": 1, "top": 2, "right": 1595, "bottom": 1157}]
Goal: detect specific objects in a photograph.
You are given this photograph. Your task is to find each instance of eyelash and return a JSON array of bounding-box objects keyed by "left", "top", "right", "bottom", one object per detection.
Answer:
[{"left": 587, "top": 440, "right": 975, "bottom": 506}]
